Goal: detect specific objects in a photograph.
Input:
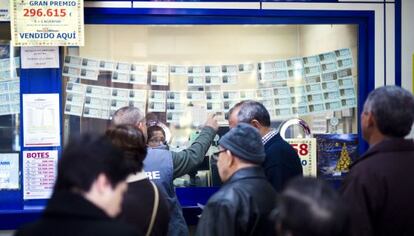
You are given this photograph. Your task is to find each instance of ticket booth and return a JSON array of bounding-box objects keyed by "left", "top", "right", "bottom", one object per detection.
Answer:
[{"left": 0, "top": 0, "right": 402, "bottom": 230}]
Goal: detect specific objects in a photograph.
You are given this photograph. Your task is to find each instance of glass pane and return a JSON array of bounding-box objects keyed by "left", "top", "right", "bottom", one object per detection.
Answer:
[
  {"left": 63, "top": 24, "right": 359, "bottom": 186},
  {"left": 0, "top": 23, "right": 21, "bottom": 191}
]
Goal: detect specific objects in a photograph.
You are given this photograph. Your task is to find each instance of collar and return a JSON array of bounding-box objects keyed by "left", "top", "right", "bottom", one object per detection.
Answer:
[
  {"left": 225, "top": 166, "right": 266, "bottom": 185},
  {"left": 262, "top": 129, "right": 278, "bottom": 145},
  {"left": 150, "top": 144, "right": 169, "bottom": 150},
  {"left": 44, "top": 190, "right": 110, "bottom": 220},
  {"left": 352, "top": 138, "right": 414, "bottom": 167},
  {"left": 127, "top": 171, "right": 148, "bottom": 183}
]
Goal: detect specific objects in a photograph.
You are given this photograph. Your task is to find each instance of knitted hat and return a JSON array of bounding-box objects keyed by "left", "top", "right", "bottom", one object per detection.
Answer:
[{"left": 219, "top": 123, "right": 265, "bottom": 164}]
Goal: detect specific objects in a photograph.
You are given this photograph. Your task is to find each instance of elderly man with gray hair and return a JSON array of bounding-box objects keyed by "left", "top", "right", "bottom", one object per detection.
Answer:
[
  {"left": 341, "top": 86, "right": 414, "bottom": 236},
  {"left": 228, "top": 100, "right": 302, "bottom": 192},
  {"left": 112, "top": 106, "right": 218, "bottom": 236}
]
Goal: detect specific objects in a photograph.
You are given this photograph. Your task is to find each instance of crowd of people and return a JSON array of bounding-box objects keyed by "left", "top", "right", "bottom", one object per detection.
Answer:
[{"left": 15, "top": 85, "right": 414, "bottom": 236}]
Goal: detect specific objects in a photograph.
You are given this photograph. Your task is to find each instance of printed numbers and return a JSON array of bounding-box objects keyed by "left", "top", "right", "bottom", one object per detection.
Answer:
[
  {"left": 291, "top": 143, "right": 309, "bottom": 156},
  {"left": 299, "top": 144, "right": 309, "bottom": 155},
  {"left": 23, "top": 8, "right": 67, "bottom": 17}
]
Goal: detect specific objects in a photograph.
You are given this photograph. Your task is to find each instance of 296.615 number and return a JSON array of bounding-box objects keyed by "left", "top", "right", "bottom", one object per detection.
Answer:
[{"left": 23, "top": 8, "right": 67, "bottom": 17}]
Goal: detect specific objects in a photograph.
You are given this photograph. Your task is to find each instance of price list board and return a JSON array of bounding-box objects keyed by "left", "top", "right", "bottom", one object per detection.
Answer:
[{"left": 23, "top": 150, "right": 58, "bottom": 200}]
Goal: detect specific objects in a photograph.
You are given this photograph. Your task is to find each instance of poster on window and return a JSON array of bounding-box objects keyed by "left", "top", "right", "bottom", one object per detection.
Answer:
[
  {"left": 0, "top": 1, "right": 9, "bottom": 21},
  {"left": 21, "top": 46, "right": 59, "bottom": 69},
  {"left": 286, "top": 138, "right": 317, "bottom": 176},
  {"left": 11, "top": 0, "right": 84, "bottom": 46},
  {"left": 23, "top": 150, "right": 58, "bottom": 199},
  {"left": 314, "top": 134, "right": 358, "bottom": 179},
  {"left": 23, "top": 93, "right": 61, "bottom": 147},
  {"left": 0, "top": 153, "right": 19, "bottom": 190}
]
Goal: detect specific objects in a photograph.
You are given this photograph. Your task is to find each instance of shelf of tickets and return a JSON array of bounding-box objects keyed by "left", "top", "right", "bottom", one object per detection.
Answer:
[
  {"left": 0, "top": 42, "right": 21, "bottom": 214},
  {"left": 63, "top": 52, "right": 358, "bottom": 130},
  {"left": 0, "top": 42, "right": 20, "bottom": 120}
]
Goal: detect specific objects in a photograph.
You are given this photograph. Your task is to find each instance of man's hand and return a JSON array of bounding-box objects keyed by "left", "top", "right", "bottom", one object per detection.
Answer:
[{"left": 205, "top": 114, "right": 219, "bottom": 131}]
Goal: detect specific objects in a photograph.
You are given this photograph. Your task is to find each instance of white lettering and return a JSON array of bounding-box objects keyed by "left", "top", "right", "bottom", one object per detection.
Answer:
[
  {"left": 153, "top": 171, "right": 160, "bottom": 179},
  {"left": 145, "top": 171, "right": 161, "bottom": 180}
]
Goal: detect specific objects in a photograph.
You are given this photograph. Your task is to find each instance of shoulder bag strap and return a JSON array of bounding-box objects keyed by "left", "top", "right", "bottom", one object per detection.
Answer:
[
  {"left": 146, "top": 181, "right": 159, "bottom": 236},
  {"left": 248, "top": 216, "right": 260, "bottom": 236}
]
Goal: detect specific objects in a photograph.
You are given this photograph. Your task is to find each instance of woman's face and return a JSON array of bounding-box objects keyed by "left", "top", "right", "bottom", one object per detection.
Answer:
[{"left": 147, "top": 130, "right": 166, "bottom": 147}]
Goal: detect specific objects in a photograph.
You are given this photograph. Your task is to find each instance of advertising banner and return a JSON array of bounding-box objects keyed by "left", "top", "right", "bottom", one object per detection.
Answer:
[
  {"left": 286, "top": 138, "right": 317, "bottom": 176},
  {"left": 11, "top": 0, "right": 84, "bottom": 46},
  {"left": 314, "top": 134, "right": 358, "bottom": 180}
]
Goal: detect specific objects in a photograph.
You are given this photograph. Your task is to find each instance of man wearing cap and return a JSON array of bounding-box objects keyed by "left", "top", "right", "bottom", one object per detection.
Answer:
[{"left": 195, "top": 123, "right": 277, "bottom": 236}]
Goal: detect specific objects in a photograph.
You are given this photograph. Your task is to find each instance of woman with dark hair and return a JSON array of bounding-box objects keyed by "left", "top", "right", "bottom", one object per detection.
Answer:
[
  {"left": 106, "top": 125, "right": 170, "bottom": 236},
  {"left": 147, "top": 125, "right": 166, "bottom": 148}
]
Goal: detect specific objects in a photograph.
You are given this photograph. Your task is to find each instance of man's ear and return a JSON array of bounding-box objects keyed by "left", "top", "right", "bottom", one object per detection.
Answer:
[
  {"left": 250, "top": 119, "right": 261, "bottom": 129},
  {"left": 136, "top": 122, "right": 145, "bottom": 131},
  {"left": 366, "top": 112, "right": 376, "bottom": 128},
  {"left": 226, "top": 150, "right": 235, "bottom": 167},
  {"left": 94, "top": 173, "right": 111, "bottom": 193}
]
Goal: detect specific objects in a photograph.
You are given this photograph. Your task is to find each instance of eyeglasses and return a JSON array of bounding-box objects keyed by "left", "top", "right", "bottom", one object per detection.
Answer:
[{"left": 212, "top": 150, "right": 226, "bottom": 161}]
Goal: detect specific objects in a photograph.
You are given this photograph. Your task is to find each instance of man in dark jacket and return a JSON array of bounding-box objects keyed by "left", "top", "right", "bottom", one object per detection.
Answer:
[
  {"left": 228, "top": 100, "right": 303, "bottom": 192},
  {"left": 16, "top": 134, "right": 140, "bottom": 236},
  {"left": 196, "top": 123, "right": 277, "bottom": 236},
  {"left": 341, "top": 86, "right": 414, "bottom": 236}
]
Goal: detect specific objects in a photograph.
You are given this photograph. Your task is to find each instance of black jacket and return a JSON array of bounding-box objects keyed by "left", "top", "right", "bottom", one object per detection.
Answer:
[
  {"left": 121, "top": 178, "right": 170, "bottom": 236},
  {"left": 195, "top": 167, "right": 277, "bottom": 236},
  {"left": 341, "top": 138, "right": 414, "bottom": 236},
  {"left": 264, "top": 133, "right": 303, "bottom": 192},
  {"left": 15, "top": 191, "right": 141, "bottom": 236}
]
